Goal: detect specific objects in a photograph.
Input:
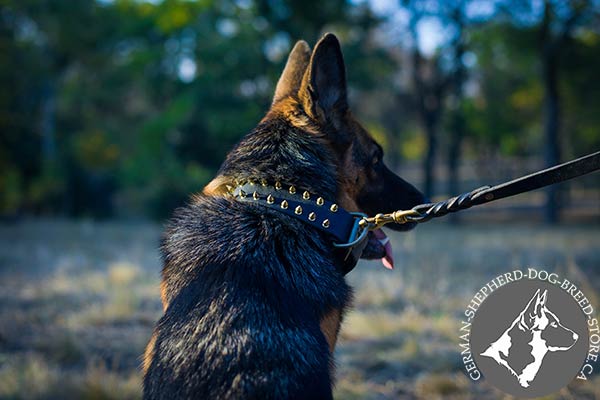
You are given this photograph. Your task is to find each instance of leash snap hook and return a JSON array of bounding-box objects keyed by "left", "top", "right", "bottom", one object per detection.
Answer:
[{"left": 359, "top": 209, "right": 421, "bottom": 230}]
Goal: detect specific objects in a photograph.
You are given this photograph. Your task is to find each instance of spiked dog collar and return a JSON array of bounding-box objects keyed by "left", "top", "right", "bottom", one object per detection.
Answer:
[{"left": 231, "top": 181, "right": 368, "bottom": 249}]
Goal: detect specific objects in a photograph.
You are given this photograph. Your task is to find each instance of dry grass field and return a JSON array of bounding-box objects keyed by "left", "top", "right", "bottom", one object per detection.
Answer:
[{"left": 0, "top": 219, "right": 598, "bottom": 399}]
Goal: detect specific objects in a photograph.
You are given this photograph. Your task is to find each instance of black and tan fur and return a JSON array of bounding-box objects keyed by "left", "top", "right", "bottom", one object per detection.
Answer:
[{"left": 143, "top": 33, "right": 424, "bottom": 399}]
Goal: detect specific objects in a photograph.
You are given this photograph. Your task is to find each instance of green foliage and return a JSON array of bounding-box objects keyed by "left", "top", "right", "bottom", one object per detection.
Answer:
[
  {"left": 466, "top": 22, "right": 543, "bottom": 156},
  {"left": 0, "top": 0, "right": 394, "bottom": 218},
  {"left": 0, "top": 0, "right": 598, "bottom": 218}
]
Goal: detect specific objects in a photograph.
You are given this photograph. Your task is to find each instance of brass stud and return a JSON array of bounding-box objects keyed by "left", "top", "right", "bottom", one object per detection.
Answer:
[
  {"left": 316, "top": 197, "right": 325, "bottom": 206},
  {"left": 267, "top": 194, "right": 274, "bottom": 204},
  {"left": 261, "top": 179, "right": 268, "bottom": 187},
  {"left": 253, "top": 191, "right": 260, "bottom": 200},
  {"left": 281, "top": 200, "right": 288, "bottom": 209},
  {"left": 239, "top": 190, "right": 247, "bottom": 199},
  {"left": 308, "top": 212, "right": 316, "bottom": 221},
  {"left": 322, "top": 219, "right": 330, "bottom": 228},
  {"left": 295, "top": 205, "right": 303, "bottom": 215},
  {"left": 330, "top": 203, "right": 338, "bottom": 212},
  {"left": 289, "top": 185, "right": 296, "bottom": 194},
  {"left": 248, "top": 179, "right": 255, "bottom": 186},
  {"left": 226, "top": 184, "right": 234, "bottom": 193},
  {"left": 275, "top": 181, "right": 282, "bottom": 190},
  {"left": 302, "top": 191, "right": 310, "bottom": 200}
]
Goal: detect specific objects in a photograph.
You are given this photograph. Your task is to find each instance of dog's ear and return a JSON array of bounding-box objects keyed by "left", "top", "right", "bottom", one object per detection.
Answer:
[
  {"left": 298, "top": 33, "right": 348, "bottom": 123},
  {"left": 272, "top": 40, "right": 311, "bottom": 105},
  {"left": 522, "top": 289, "right": 547, "bottom": 325},
  {"left": 520, "top": 289, "right": 543, "bottom": 329},
  {"left": 534, "top": 289, "right": 548, "bottom": 316}
]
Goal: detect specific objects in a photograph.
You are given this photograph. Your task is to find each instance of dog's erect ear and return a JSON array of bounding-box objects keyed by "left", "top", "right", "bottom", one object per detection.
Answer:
[
  {"left": 519, "top": 289, "right": 542, "bottom": 329},
  {"left": 299, "top": 33, "right": 348, "bottom": 122},
  {"left": 534, "top": 289, "right": 548, "bottom": 316},
  {"left": 272, "top": 40, "right": 311, "bottom": 105}
]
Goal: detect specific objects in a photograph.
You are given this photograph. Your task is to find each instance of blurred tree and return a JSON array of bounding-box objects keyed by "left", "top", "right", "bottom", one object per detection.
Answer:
[
  {"left": 399, "top": 0, "right": 474, "bottom": 200},
  {"left": 403, "top": 0, "right": 449, "bottom": 200},
  {"left": 0, "top": 0, "right": 392, "bottom": 218},
  {"left": 443, "top": 1, "right": 469, "bottom": 223},
  {"left": 0, "top": 0, "right": 598, "bottom": 220},
  {"left": 538, "top": 0, "right": 592, "bottom": 222},
  {"left": 496, "top": 0, "right": 598, "bottom": 223}
]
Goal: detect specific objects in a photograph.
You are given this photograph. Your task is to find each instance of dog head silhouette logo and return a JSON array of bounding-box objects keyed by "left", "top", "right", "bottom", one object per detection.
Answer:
[
  {"left": 470, "top": 280, "right": 589, "bottom": 398},
  {"left": 480, "top": 289, "right": 579, "bottom": 388}
]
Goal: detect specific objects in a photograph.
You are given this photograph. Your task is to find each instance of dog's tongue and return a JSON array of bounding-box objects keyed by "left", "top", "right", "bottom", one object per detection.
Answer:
[{"left": 372, "top": 229, "right": 394, "bottom": 270}]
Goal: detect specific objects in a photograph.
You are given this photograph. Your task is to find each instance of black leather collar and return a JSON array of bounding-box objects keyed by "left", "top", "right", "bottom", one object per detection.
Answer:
[{"left": 231, "top": 181, "right": 366, "bottom": 248}]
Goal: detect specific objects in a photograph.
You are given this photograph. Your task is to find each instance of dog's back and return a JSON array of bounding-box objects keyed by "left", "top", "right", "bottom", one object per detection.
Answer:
[
  {"left": 143, "top": 33, "right": 425, "bottom": 399},
  {"left": 143, "top": 122, "right": 350, "bottom": 399}
]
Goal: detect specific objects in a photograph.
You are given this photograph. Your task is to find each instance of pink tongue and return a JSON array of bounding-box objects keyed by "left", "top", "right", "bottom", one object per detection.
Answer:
[{"left": 372, "top": 229, "right": 394, "bottom": 270}]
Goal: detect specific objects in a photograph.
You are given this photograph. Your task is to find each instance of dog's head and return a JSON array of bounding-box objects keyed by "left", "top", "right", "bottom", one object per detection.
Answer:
[
  {"left": 520, "top": 289, "right": 578, "bottom": 351},
  {"left": 204, "top": 33, "right": 425, "bottom": 269},
  {"left": 268, "top": 33, "right": 425, "bottom": 267}
]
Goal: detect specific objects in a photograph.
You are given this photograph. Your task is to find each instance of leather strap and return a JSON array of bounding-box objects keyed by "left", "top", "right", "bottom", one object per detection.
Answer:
[
  {"left": 232, "top": 183, "right": 360, "bottom": 245},
  {"left": 408, "top": 150, "right": 600, "bottom": 223}
]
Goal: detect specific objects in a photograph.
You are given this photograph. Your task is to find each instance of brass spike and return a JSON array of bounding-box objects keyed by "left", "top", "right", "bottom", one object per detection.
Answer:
[
  {"left": 322, "top": 219, "right": 330, "bottom": 228},
  {"left": 225, "top": 184, "right": 234, "bottom": 193},
  {"left": 308, "top": 212, "right": 316, "bottom": 221},
  {"left": 260, "top": 178, "right": 268, "bottom": 187},
  {"left": 248, "top": 179, "right": 255, "bottom": 186},
  {"left": 295, "top": 205, "right": 303, "bottom": 215},
  {"left": 281, "top": 200, "right": 289, "bottom": 209},
  {"left": 302, "top": 191, "right": 310, "bottom": 200},
  {"left": 275, "top": 181, "right": 282, "bottom": 190},
  {"left": 330, "top": 203, "right": 338, "bottom": 212},
  {"left": 239, "top": 190, "right": 247, "bottom": 198},
  {"left": 267, "top": 194, "right": 274, "bottom": 204},
  {"left": 289, "top": 185, "right": 296, "bottom": 194},
  {"left": 253, "top": 191, "right": 260, "bottom": 200},
  {"left": 316, "top": 197, "right": 325, "bottom": 206}
]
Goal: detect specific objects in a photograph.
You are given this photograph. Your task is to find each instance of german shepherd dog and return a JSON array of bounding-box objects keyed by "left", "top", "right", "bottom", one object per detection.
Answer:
[{"left": 143, "top": 33, "right": 424, "bottom": 399}]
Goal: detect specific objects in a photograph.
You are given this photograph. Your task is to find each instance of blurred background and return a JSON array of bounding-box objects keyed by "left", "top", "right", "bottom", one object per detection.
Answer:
[{"left": 0, "top": 0, "right": 599, "bottom": 399}]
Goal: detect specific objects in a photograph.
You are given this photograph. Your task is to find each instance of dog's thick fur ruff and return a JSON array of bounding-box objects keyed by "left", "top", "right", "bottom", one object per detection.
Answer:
[{"left": 143, "top": 33, "right": 424, "bottom": 399}]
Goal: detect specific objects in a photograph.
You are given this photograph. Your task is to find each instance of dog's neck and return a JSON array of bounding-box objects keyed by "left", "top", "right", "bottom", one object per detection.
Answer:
[
  {"left": 230, "top": 180, "right": 366, "bottom": 275},
  {"left": 213, "top": 116, "right": 340, "bottom": 200},
  {"left": 518, "top": 330, "right": 549, "bottom": 387}
]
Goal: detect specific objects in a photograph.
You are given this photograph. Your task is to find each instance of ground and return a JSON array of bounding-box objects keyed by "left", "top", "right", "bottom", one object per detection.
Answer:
[{"left": 0, "top": 219, "right": 598, "bottom": 399}]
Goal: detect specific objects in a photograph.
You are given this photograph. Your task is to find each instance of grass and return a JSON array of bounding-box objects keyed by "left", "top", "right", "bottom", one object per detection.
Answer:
[{"left": 0, "top": 219, "right": 598, "bottom": 399}]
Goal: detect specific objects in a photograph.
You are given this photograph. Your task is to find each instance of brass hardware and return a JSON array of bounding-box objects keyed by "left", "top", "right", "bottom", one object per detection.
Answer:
[
  {"left": 358, "top": 219, "right": 368, "bottom": 229},
  {"left": 253, "top": 192, "right": 260, "bottom": 200},
  {"left": 359, "top": 209, "right": 421, "bottom": 230},
  {"left": 239, "top": 190, "right": 247, "bottom": 199},
  {"left": 322, "top": 219, "right": 330, "bottom": 228},
  {"left": 281, "top": 200, "right": 288, "bottom": 209},
  {"left": 289, "top": 186, "right": 296, "bottom": 194},
  {"left": 248, "top": 179, "right": 255, "bottom": 186},
  {"left": 308, "top": 212, "right": 316, "bottom": 221},
  {"left": 316, "top": 197, "right": 324, "bottom": 206},
  {"left": 226, "top": 185, "right": 234, "bottom": 193},
  {"left": 267, "top": 194, "right": 274, "bottom": 204},
  {"left": 275, "top": 181, "right": 282, "bottom": 190},
  {"left": 261, "top": 179, "right": 268, "bottom": 187},
  {"left": 330, "top": 204, "right": 338, "bottom": 212},
  {"left": 295, "top": 205, "right": 302, "bottom": 215},
  {"left": 302, "top": 191, "right": 310, "bottom": 200}
]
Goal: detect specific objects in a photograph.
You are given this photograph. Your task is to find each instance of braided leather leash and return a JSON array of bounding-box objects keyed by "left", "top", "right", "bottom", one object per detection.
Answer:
[
  {"left": 360, "top": 150, "right": 600, "bottom": 230},
  {"left": 231, "top": 151, "right": 599, "bottom": 255}
]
